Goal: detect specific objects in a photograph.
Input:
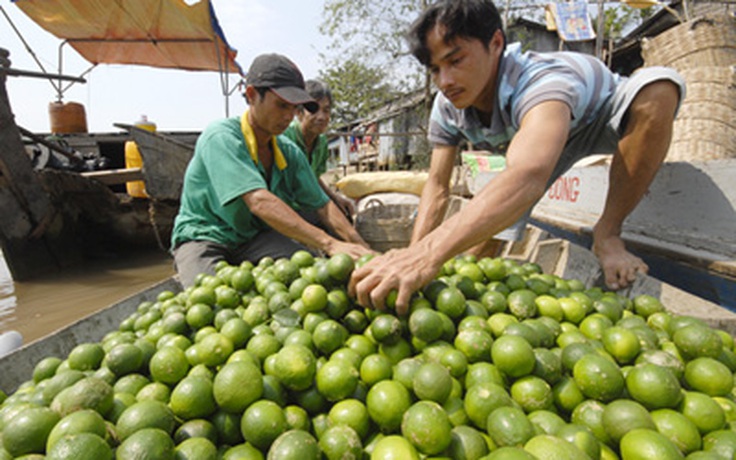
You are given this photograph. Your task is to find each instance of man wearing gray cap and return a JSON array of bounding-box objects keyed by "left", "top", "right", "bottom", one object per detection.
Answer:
[{"left": 171, "top": 53, "right": 373, "bottom": 287}]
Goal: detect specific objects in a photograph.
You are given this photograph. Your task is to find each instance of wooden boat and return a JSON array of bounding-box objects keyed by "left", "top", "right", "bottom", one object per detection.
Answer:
[
  {"left": 114, "top": 123, "right": 196, "bottom": 202},
  {"left": 0, "top": 277, "right": 181, "bottom": 394},
  {"left": 464, "top": 157, "right": 736, "bottom": 311},
  {"left": 3, "top": 234, "right": 736, "bottom": 396},
  {"left": 0, "top": 0, "right": 241, "bottom": 282},
  {"left": 0, "top": 71, "right": 197, "bottom": 281}
]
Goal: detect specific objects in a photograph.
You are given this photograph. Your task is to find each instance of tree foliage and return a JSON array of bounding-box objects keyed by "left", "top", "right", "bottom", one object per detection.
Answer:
[
  {"left": 318, "top": 60, "right": 398, "bottom": 126},
  {"left": 318, "top": 0, "right": 426, "bottom": 126},
  {"left": 319, "top": 0, "right": 424, "bottom": 70},
  {"left": 317, "top": 0, "right": 651, "bottom": 127}
]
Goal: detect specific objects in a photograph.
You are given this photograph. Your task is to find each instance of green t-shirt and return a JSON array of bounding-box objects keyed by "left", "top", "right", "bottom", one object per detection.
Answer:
[
  {"left": 282, "top": 119, "right": 330, "bottom": 178},
  {"left": 171, "top": 116, "right": 330, "bottom": 249}
]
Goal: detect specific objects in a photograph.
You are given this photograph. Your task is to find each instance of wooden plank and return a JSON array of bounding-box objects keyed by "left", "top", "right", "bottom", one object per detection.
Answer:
[
  {"left": 0, "top": 277, "right": 181, "bottom": 394},
  {"left": 81, "top": 167, "right": 143, "bottom": 185}
]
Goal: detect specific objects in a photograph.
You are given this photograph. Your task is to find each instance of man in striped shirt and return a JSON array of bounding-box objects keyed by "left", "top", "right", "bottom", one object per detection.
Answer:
[{"left": 350, "top": 0, "right": 684, "bottom": 314}]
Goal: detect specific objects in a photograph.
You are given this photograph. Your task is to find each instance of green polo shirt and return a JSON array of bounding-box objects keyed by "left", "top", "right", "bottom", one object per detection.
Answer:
[
  {"left": 282, "top": 119, "right": 330, "bottom": 178},
  {"left": 171, "top": 116, "right": 330, "bottom": 249}
]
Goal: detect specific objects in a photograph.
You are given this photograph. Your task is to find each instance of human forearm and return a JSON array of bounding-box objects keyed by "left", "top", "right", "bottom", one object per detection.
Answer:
[
  {"left": 411, "top": 176, "right": 450, "bottom": 244},
  {"left": 319, "top": 178, "right": 338, "bottom": 202},
  {"left": 243, "top": 190, "right": 333, "bottom": 251},
  {"left": 317, "top": 202, "right": 368, "bottom": 246},
  {"left": 350, "top": 102, "right": 571, "bottom": 314},
  {"left": 411, "top": 144, "right": 456, "bottom": 244},
  {"left": 319, "top": 178, "right": 355, "bottom": 216},
  {"left": 414, "top": 167, "right": 549, "bottom": 263}
]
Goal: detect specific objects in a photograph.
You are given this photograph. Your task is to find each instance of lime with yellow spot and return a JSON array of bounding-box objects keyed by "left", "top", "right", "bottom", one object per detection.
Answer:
[
  {"left": 572, "top": 353, "right": 624, "bottom": 402},
  {"left": 413, "top": 361, "right": 453, "bottom": 404},
  {"left": 366, "top": 380, "right": 412, "bottom": 433},
  {"left": 684, "top": 357, "right": 734, "bottom": 397},
  {"left": 360, "top": 353, "right": 393, "bottom": 386},
  {"left": 651, "top": 408, "right": 702, "bottom": 455},
  {"left": 213, "top": 361, "right": 263, "bottom": 413},
  {"left": 619, "top": 428, "right": 684, "bottom": 460},
  {"left": 510, "top": 375, "right": 554, "bottom": 413},
  {"left": 316, "top": 359, "right": 359, "bottom": 402},
  {"left": 301, "top": 284, "right": 329, "bottom": 313},
  {"left": 240, "top": 400, "right": 287, "bottom": 451},
  {"left": 455, "top": 328, "right": 494, "bottom": 364},
  {"left": 401, "top": 400, "right": 453, "bottom": 455},
  {"left": 491, "top": 335, "right": 536, "bottom": 379},
  {"left": 486, "top": 405, "right": 536, "bottom": 448},
  {"left": 370, "top": 435, "right": 420, "bottom": 460},
  {"left": 463, "top": 381, "right": 515, "bottom": 430},
  {"left": 328, "top": 399, "right": 372, "bottom": 441},
  {"left": 170, "top": 375, "right": 217, "bottom": 420},
  {"left": 601, "top": 399, "right": 656, "bottom": 445},
  {"left": 270, "top": 344, "right": 315, "bottom": 392},
  {"left": 319, "top": 424, "right": 363, "bottom": 460}
]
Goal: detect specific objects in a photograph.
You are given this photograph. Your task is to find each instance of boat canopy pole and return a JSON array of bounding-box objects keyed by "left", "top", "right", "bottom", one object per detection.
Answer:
[
  {"left": 0, "top": 5, "right": 62, "bottom": 94},
  {"left": 56, "top": 41, "right": 96, "bottom": 102},
  {"left": 54, "top": 36, "right": 239, "bottom": 114}
]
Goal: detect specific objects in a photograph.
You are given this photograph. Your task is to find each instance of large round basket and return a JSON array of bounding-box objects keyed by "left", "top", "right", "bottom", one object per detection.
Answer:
[
  {"left": 355, "top": 199, "right": 417, "bottom": 253},
  {"left": 641, "top": 15, "right": 735, "bottom": 70},
  {"left": 668, "top": 66, "right": 736, "bottom": 161},
  {"left": 642, "top": 15, "right": 735, "bottom": 161}
]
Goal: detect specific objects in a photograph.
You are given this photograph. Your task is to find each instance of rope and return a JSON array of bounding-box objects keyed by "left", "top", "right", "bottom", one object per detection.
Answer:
[{"left": 148, "top": 200, "right": 167, "bottom": 252}]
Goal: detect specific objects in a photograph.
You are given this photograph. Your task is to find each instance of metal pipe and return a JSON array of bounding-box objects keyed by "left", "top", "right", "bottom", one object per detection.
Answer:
[{"left": 1, "top": 67, "right": 86, "bottom": 83}]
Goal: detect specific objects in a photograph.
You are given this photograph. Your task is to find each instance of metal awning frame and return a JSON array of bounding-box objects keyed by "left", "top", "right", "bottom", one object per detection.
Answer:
[{"left": 56, "top": 35, "right": 241, "bottom": 116}]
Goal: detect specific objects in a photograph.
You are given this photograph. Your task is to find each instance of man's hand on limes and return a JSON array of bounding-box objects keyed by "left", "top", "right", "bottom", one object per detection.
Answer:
[
  {"left": 326, "top": 241, "right": 375, "bottom": 260},
  {"left": 348, "top": 247, "right": 442, "bottom": 315}
]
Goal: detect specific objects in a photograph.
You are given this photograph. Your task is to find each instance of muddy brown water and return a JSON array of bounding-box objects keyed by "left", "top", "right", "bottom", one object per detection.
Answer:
[{"left": 0, "top": 249, "right": 175, "bottom": 345}]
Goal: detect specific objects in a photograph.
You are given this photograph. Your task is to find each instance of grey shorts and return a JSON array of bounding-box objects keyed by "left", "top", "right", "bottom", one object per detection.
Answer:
[
  {"left": 173, "top": 210, "right": 325, "bottom": 288},
  {"left": 496, "top": 66, "right": 686, "bottom": 241}
]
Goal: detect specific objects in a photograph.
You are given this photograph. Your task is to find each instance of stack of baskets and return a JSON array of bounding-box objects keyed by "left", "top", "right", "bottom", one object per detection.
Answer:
[
  {"left": 641, "top": 14, "right": 735, "bottom": 162},
  {"left": 355, "top": 198, "right": 418, "bottom": 253}
]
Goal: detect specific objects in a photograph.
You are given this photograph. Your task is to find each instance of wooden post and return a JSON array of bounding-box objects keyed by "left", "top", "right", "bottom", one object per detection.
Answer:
[{"left": 595, "top": 0, "right": 605, "bottom": 60}]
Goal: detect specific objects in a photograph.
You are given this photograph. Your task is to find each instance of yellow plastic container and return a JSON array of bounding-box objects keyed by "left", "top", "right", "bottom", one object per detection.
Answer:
[{"left": 125, "top": 115, "right": 157, "bottom": 198}]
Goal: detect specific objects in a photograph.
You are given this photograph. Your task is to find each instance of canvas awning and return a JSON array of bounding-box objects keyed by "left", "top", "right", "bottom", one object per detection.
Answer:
[{"left": 12, "top": 0, "right": 242, "bottom": 75}]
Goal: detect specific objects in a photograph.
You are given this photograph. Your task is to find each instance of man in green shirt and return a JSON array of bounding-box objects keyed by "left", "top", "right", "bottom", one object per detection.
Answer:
[
  {"left": 283, "top": 80, "right": 355, "bottom": 218},
  {"left": 171, "top": 54, "right": 373, "bottom": 287}
]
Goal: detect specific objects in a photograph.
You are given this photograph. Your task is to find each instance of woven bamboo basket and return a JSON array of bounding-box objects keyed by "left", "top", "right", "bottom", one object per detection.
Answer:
[
  {"left": 642, "top": 16, "right": 735, "bottom": 161},
  {"left": 666, "top": 65, "right": 735, "bottom": 161},
  {"left": 355, "top": 199, "right": 417, "bottom": 253},
  {"left": 669, "top": 119, "right": 735, "bottom": 161},
  {"left": 641, "top": 16, "right": 735, "bottom": 71}
]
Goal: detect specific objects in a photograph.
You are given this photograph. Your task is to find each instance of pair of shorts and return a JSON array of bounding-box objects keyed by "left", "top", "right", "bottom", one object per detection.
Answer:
[
  {"left": 495, "top": 66, "right": 686, "bottom": 241},
  {"left": 173, "top": 211, "right": 326, "bottom": 288}
]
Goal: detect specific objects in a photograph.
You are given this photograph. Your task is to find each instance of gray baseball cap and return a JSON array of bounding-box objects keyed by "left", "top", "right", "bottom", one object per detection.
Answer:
[{"left": 246, "top": 53, "right": 318, "bottom": 113}]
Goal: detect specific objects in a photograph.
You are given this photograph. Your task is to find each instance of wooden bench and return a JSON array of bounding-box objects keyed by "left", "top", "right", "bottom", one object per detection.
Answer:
[{"left": 80, "top": 167, "right": 143, "bottom": 186}]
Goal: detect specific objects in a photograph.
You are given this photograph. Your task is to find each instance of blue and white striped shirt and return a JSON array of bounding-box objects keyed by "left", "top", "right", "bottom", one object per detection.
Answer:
[{"left": 428, "top": 42, "right": 621, "bottom": 154}]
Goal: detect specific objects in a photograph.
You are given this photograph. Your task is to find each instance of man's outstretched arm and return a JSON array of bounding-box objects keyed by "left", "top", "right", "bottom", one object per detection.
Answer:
[
  {"left": 349, "top": 100, "right": 572, "bottom": 314},
  {"left": 410, "top": 144, "right": 457, "bottom": 244},
  {"left": 243, "top": 189, "right": 371, "bottom": 258}
]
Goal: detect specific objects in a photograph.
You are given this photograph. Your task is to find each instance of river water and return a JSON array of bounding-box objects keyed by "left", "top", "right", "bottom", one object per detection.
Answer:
[{"left": 0, "top": 249, "right": 175, "bottom": 345}]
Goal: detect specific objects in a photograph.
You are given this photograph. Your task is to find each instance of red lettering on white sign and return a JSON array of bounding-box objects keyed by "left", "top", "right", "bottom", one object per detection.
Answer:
[{"left": 547, "top": 176, "right": 581, "bottom": 203}]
